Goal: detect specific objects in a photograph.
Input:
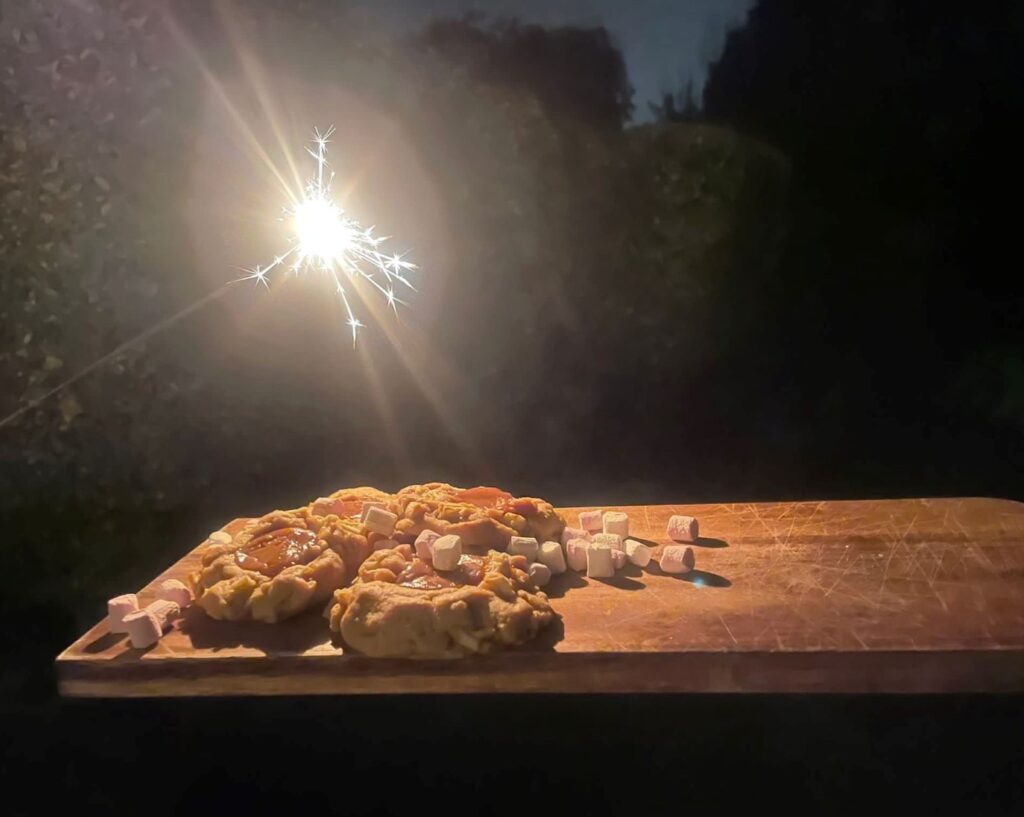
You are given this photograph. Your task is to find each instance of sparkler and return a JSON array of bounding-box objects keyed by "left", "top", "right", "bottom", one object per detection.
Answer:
[
  {"left": 241, "top": 126, "right": 417, "bottom": 345},
  {"left": 0, "top": 127, "right": 418, "bottom": 430}
]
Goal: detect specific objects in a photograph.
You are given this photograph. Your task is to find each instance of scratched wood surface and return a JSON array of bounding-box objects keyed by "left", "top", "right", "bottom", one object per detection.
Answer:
[{"left": 57, "top": 498, "right": 1024, "bottom": 696}]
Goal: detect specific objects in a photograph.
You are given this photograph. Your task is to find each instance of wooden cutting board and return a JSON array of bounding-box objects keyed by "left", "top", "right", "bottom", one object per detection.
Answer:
[{"left": 57, "top": 497, "right": 1024, "bottom": 696}]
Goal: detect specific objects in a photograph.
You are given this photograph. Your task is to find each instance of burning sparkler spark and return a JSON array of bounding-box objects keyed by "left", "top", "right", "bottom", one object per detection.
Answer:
[{"left": 243, "top": 126, "right": 417, "bottom": 344}]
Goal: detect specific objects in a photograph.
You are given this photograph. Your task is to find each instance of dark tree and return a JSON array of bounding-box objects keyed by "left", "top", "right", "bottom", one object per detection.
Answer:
[
  {"left": 703, "top": 0, "right": 1024, "bottom": 496},
  {"left": 418, "top": 16, "right": 635, "bottom": 130},
  {"left": 649, "top": 79, "right": 700, "bottom": 123}
]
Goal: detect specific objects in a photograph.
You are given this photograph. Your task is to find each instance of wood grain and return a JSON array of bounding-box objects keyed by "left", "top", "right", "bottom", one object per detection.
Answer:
[{"left": 56, "top": 497, "right": 1024, "bottom": 696}]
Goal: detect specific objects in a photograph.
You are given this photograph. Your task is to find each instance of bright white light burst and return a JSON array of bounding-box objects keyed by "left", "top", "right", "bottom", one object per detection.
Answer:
[{"left": 241, "top": 126, "right": 417, "bottom": 344}]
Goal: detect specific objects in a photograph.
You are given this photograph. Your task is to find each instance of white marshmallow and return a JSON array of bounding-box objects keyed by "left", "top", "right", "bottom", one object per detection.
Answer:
[
  {"left": 360, "top": 501, "right": 387, "bottom": 521},
  {"left": 624, "top": 539, "right": 652, "bottom": 567},
  {"left": 208, "top": 531, "right": 232, "bottom": 545},
  {"left": 579, "top": 510, "right": 603, "bottom": 533},
  {"left": 123, "top": 609, "right": 163, "bottom": 648},
  {"left": 373, "top": 538, "right": 400, "bottom": 552},
  {"left": 508, "top": 536, "right": 539, "bottom": 562},
  {"left": 602, "top": 511, "right": 629, "bottom": 538},
  {"left": 414, "top": 529, "right": 441, "bottom": 559},
  {"left": 611, "top": 549, "right": 627, "bottom": 570},
  {"left": 107, "top": 593, "right": 139, "bottom": 633},
  {"left": 592, "top": 532, "right": 622, "bottom": 550},
  {"left": 529, "top": 562, "right": 552, "bottom": 587},
  {"left": 667, "top": 515, "right": 699, "bottom": 543},
  {"left": 157, "top": 580, "right": 192, "bottom": 608},
  {"left": 364, "top": 506, "right": 398, "bottom": 536},
  {"left": 538, "top": 541, "right": 567, "bottom": 574},
  {"left": 432, "top": 534, "right": 462, "bottom": 571},
  {"left": 566, "top": 538, "right": 589, "bottom": 571},
  {"left": 560, "top": 526, "right": 589, "bottom": 546},
  {"left": 586, "top": 544, "right": 615, "bottom": 578},
  {"left": 661, "top": 545, "right": 695, "bottom": 574}
]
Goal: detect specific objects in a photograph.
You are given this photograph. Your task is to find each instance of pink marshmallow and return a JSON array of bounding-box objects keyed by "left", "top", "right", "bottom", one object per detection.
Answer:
[
  {"left": 158, "top": 579, "right": 192, "bottom": 608},
  {"left": 107, "top": 593, "right": 139, "bottom": 633},
  {"left": 566, "top": 538, "right": 589, "bottom": 571},
  {"left": 145, "top": 599, "right": 180, "bottom": 628},
  {"left": 414, "top": 529, "right": 441, "bottom": 559},
  {"left": 579, "top": 510, "right": 603, "bottom": 533},
  {"left": 660, "top": 545, "right": 695, "bottom": 574},
  {"left": 611, "top": 549, "right": 627, "bottom": 570},
  {"left": 667, "top": 515, "right": 699, "bottom": 543},
  {"left": 123, "top": 609, "right": 163, "bottom": 648},
  {"left": 560, "top": 526, "right": 589, "bottom": 546}
]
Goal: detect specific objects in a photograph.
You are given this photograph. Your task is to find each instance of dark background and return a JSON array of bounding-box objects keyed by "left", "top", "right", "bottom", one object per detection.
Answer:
[{"left": 2, "top": 0, "right": 1022, "bottom": 811}]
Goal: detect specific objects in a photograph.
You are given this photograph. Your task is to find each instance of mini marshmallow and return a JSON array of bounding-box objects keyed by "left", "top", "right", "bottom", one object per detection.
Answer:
[
  {"left": 208, "top": 531, "right": 232, "bottom": 545},
  {"left": 373, "top": 538, "right": 400, "bottom": 552},
  {"left": 107, "top": 593, "right": 139, "bottom": 633},
  {"left": 538, "top": 541, "right": 567, "bottom": 574},
  {"left": 432, "top": 534, "right": 462, "bottom": 571},
  {"left": 667, "top": 514, "right": 699, "bottom": 543},
  {"left": 660, "top": 545, "right": 696, "bottom": 574},
  {"left": 414, "top": 529, "right": 441, "bottom": 559},
  {"left": 560, "top": 526, "right": 589, "bottom": 546},
  {"left": 611, "top": 549, "right": 627, "bottom": 570},
  {"left": 566, "top": 538, "right": 589, "bottom": 571},
  {"left": 624, "top": 539, "right": 652, "bottom": 568},
  {"left": 579, "top": 510, "right": 603, "bottom": 533},
  {"left": 364, "top": 506, "right": 398, "bottom": 536},
  {"left": 586, "top": 544, "right": 615, "bottom": 578},
  {"left": 123, "top": 609, "right": 163, "bottom": 649},
  {"left": 602, "top": 511, "right": 629, "bottom": 538},
  {"left": 145, "top": 599, "right": 180, "bottom": 628},
  {"left": 508, "top": 536, "right": 539, "bottom": 562},
  {"left": 592, "top": 532, "right": 622, "bottom": 550},
  {"left": 529, "top": 562, "right": 552, "bottom": 587},
  {"left": 360, "top": 501, "right": 387, "bottom": 521},
  {"left": 157, "top": 580, "right": 192, "bottom": 608}
]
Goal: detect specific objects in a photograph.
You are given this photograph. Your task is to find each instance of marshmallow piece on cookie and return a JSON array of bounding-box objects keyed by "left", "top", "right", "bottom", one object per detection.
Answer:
[
  {"left": 579, "top": 510, "right": 603, "bottom": 533},
  {"left": 602, "top": 511, "right": 629, "bottom": 539},
  {"left": 107, "top": 594, "right": 139, "bottom": 633},
  {"left": 624, "top": 539, "right": 652, "bottom": 568},
  {"left": 360, "top": 501, "right": 387, "bottom": 521},
  {"left": 586, "top": 544, "right": 615, "bottom": 578},
  {"left": 592, "top": 532, "right": 622, "bottom": 550},
  {"left": 208, "top": 531, "right": 232, "bottom": 545},
  {"left": 414, "top": 529, "right": 441, "bottom": 559},
  {"left": 560, "top": 526, "right": 589, "bottom": 546},
  {"left": 364, "top": 506, "right": 398, "bottom": 536},
  {"left": 538, "top": 541, "right": 567, "bottom": 574},
  {"left": 661, "top": 545, "right": 695, "bottom": 574},
  {"left": 667, "top": 515, "right": 699, "bottom": 543},
  {"left": 508, "top": 536, "right": 539, "bottom": 563},
  {"left": 123, "top": 609, "right": 163, "bottom": 649},
  {"left": 611, "top": 549, "right": 627, "bottom": 570},
  {"left": 566, "top": 538, "right": 589, "bottom": 571},
  {"left": 157, "top": 580, "right": 192, "bottom": 608},
  {"left": 432, "top": 535, "right": 462, "bottom": 571},
  {"left": 529, "top": 562, "right": 552, "bottom": 587}
]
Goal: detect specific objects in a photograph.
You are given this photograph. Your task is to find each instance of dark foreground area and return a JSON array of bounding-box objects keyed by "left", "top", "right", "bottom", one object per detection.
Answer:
[{"left": 4, "top": 693, "right": 1023, "bottom": 813}]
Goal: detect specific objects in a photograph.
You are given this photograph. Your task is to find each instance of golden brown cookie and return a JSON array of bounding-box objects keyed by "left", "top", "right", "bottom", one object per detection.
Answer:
[
  {"left": 326, "top": 543, "right": 556, "bottom": 657},
  {"left": 391, "top": 483, "right": 565, "bottom": 552},
  {"left": 189, "top": 508, "right": 372, "bottom": 623}
]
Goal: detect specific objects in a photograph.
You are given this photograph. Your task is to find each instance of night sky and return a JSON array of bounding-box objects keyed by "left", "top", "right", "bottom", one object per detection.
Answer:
[{"left": 360, "top": 0, "right": 755, "bottom": 118}]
